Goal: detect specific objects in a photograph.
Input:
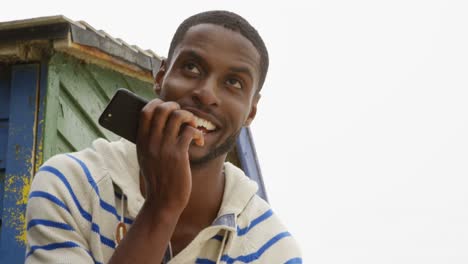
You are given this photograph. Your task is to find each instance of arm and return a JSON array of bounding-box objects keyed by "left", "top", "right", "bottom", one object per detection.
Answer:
[{"left": 108, "top": 99, "right": 203, "bottom": 264}]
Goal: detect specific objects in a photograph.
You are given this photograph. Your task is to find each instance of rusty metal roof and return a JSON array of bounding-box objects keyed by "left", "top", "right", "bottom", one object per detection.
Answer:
[{"left": 0, "top": 15, "right": 162, "bottom": 80}]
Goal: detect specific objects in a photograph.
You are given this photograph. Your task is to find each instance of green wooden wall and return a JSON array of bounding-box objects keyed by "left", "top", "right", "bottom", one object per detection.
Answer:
[
  {"left": 42, "top": 53, "right": 154, "bottom": 160},
  {"left": 41, "top": 52, "right": 241, "bottom": 166}
]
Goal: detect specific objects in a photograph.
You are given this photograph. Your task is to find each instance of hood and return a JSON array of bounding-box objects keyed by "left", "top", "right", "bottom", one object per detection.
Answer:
[
  {"left": 92, "top": 138, "right": 143, "bottom": 218},
  {"left": 217, "top": 162, "right": 259, "bottom": 220},
  {"left": 93, "top": 138, "right": 259, "bottom": 221},
  {"left": 93, "top": 138, "right": 260, "bottom": 263}
]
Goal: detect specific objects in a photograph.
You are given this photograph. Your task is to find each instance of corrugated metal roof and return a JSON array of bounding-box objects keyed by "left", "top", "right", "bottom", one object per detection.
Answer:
[{"left": 0, "top": 15, "right": 162, "bottom": 79}]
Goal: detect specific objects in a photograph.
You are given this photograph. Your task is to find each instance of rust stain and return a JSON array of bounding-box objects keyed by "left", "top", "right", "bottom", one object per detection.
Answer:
[{"left": 57, "top": 42, "right": 154, "bottom": 83}]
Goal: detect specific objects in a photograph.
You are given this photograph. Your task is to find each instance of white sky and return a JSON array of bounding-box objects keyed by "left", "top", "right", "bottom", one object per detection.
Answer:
[{"left": 4, "top": 0, "right": 468, "bottom": 263}]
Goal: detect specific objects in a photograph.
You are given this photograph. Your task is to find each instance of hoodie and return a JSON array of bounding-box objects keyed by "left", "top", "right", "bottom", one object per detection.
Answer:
[{"left": 25, "top": 138, "right": 302, "bottom": 263}]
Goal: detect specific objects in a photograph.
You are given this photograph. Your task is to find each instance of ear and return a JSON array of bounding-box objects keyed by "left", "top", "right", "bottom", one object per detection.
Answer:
[
  {"left": 244, "top": 93, "right": 261, "bottom": 127},
  {"left": 154, "top": 60, "right": 166, "bottom": 96}
]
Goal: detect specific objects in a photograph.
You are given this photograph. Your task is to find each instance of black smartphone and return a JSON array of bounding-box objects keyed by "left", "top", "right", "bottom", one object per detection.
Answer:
[{"left": 98, "top": 88, "right": 148, "bottom": 143}]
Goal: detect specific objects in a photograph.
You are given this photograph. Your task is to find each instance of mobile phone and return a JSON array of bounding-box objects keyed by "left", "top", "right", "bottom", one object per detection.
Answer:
[{"left": 98, "top": 88, "right": 148, "bottom": 143}]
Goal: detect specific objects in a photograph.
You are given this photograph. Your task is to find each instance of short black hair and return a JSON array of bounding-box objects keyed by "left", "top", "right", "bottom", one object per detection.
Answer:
[{"left": 167, "top": 10, "right": 269, "bottom": 91}]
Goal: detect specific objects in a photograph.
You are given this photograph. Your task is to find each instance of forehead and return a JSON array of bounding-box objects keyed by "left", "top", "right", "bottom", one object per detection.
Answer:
[{"left": 172, "top": 24, "right": 261, "bottom": 75}]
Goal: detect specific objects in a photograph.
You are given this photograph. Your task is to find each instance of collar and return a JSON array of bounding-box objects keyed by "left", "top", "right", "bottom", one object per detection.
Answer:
[
  {"left": 93, "top": 138, "right": 143, "bottom": 218},
  {"left": 94, "top": 139, "right": 259, "bottom": 226},
  {"left": 212, "top": 162, "right": 259, "bottom": 231}
]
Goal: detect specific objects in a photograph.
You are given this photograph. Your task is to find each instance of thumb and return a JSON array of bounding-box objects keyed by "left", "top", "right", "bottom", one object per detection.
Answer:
[{"left": 179, "top": 126, "right": 204, "bottom": 149}]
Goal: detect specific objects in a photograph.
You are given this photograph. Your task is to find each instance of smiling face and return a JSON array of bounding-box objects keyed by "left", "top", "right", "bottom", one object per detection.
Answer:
[{"left": 155, "top": 23, "right": 262, "bottom": 164}]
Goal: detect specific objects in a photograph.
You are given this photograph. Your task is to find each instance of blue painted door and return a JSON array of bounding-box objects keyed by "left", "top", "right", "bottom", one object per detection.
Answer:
[
  {"left": 0, "top": 64, "right": 42, "bottom": 263},
  {"left": 0, "top": 65, "right": 11, "bottom": 237}
]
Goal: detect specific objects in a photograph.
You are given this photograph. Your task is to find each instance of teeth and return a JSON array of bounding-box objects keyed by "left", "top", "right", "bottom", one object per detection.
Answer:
[{"left": 194, "top": 116, "right": 216, "bottom": 131}]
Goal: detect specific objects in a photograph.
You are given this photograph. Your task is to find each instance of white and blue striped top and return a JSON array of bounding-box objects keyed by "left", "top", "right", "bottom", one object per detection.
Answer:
[{"left": 25, "top": 138, "right": 302, "bottom": 263}]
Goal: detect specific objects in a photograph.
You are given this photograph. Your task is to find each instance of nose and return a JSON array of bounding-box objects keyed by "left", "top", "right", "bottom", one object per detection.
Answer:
[{"left": 191, "top": 75, "right": 220, "bottom": 106}]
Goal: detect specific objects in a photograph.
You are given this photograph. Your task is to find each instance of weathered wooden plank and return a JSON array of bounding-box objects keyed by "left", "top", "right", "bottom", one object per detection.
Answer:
[
  {"left": 0, "top": 125, "right": 5, "bottom": 227},
  {"left": 56, "top": 131, "right": 76, "bottom": 154},
  {"left": 0, "top": 65, "right": 10, "bottom": 170},
  {"left": 0, "top": 64, "right": 10, "bottom": 238},
  {"left": 1, "top": 64, "right": 39, "bottom": 264},
  {"left": 0, "top": 65, "right": 10, "bottom": 119},
  {"left": 42, "top": 61, "right": 61, "bottom": 161},
  {"left": 0, "top": 168, "right": 4, "bottom": 222},
  {"left": 56, "top": 85, "right": 106, "bottom": 151},
  {"left": 50, "top": 53, "right": 153, "bottom": 146},
  {"left": 85, "top": 62, "right": 138, "bottom": 99},
  {"left": 33, "top": 61, "right": 48, "bottom": 172},
  {"left": 0, "top": 123, "right": 7, "bottom": 169},
  {"left": 123, "top": 75, "right": 154, "bottom": 100},
  {"left": 55, "top": 55, "right": 122, "bottom": 141}
]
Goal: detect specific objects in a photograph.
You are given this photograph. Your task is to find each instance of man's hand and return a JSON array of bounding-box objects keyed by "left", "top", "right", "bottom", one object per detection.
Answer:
[
  {"left": 136, "top": 99, "right": 204, "bottom": 214},
  {"left": 108, "top": 99, "right": 204, "bottom": 264}
]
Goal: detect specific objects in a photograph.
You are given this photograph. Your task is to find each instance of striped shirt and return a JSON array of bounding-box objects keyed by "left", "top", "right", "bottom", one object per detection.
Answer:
[{"left": 25, "top": 138, "right": 302, "bottom": 263}]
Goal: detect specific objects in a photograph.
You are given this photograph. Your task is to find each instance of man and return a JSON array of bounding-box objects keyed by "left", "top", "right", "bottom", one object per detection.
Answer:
[{"left": 25, "top": 10, "right": 301, "bottom": 263}]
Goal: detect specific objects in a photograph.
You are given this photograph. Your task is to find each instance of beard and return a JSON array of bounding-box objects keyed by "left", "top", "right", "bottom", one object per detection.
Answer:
[{"left": 190, "top": 128, "right": 242, "bottom": 165}]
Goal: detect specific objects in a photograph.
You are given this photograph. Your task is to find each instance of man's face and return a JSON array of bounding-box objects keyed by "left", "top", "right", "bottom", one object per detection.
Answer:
[{"left": 155, "top": 23, "right": 261, "bottom": 164}]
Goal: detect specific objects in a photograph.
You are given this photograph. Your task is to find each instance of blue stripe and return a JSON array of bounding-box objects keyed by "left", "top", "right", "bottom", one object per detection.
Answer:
[
  {"left": 195, "top": 258, "right": 216, "bottom": 264},
  {"left": 39, "top": 166, "right": 92, "bottom": 222},
  {"left": 285, "top": 257, "right": 303, "bottom": 264},
  {"left": 196, "top": 231, "right": 291, "bottom": 264},
  {"left": 26, "top": 241, "right": 103, "bottom": 264},
  {"left": 27, "top": 219, "right": 74, "bottom": 231},
  {"left": 91, "top": 223, "right": 116, "bottom": 248},
  {"left": 38, "top": 166, "right": 115, "bottom": 249},
  {"left": 66, "top": 154, "right": 99, "bottom": 194},
  {"left": 29, "top": 190, "right": 71, "bottom": 213},
  {"left": 221, "top": 231, "right": 291, "bottom": 263},
  {"left": 237, "top": 209, "right": 273, "bottom": 236},
  {"left": 66, "top": 154, "right": 134, "bottom": 225}
]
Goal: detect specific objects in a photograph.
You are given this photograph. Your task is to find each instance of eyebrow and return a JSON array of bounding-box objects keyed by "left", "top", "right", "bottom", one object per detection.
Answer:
[
  {"left": 228, "top": 66, "right": 254, "bottom": 82},
  {"left": 178, "top": 49, "right": 254, "bottom": 81},
  {"left": 178, "top": 50, "right": 204, "bottom": 62}
]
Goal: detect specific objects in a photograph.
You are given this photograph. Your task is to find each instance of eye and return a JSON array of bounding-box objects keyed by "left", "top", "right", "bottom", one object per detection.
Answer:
[
  {"left": 226, "top": 78, "right": 243, "bottom": 89},
  {"left": 183, "top": 63, "right": 200, "bottom": 75}
]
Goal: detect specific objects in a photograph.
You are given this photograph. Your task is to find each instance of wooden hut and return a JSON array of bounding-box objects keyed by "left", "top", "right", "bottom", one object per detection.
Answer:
[{"left": 0, "top": 16, "right": 266, "bottom": 263}]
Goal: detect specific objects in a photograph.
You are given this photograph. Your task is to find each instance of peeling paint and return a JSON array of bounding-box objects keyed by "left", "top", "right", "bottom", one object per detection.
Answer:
[
  {"left": 4, "top": 174, "right": 31, "bottom": 245},
  {"left": 34, "top": 139, "right": 44, "bottom": 173},
  {"left": 2, "top": 64, "right": 42, "bottom": 262}
]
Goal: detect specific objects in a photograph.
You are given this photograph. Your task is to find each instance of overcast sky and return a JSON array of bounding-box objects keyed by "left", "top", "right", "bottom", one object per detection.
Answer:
[{"left": 3, "top": 0, "right": 468, "bottom": 263}]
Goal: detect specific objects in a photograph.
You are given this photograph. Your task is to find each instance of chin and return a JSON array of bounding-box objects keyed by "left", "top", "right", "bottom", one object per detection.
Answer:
[{"left": 188, "top": 129, "right": 240, "bottom": 165}]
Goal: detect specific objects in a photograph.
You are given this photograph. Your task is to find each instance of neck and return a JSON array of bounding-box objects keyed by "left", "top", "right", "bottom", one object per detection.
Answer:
[
  {"left": 139, "top": 154, "right": 227, "bottom": 227},
  {"left": 180, "top": 154, "right": 227, "bottom": 226}
]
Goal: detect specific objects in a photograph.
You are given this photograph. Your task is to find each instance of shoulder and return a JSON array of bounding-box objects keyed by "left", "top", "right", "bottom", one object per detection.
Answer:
[
  {"left": 25, "top": 143, "right": 114, "bottom": 263},
  {"left": 29, "top": 138, "right": 122, "bottom": 218},
  {"left": 235, "top": 195, "right": 302, "bottom": 262},
  {"left": 33, "top": 143, "right": 109, "bottom": 194}
]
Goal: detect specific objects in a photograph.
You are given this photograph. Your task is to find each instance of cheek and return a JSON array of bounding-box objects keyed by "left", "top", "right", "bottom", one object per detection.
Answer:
[
  {"left": 160, "top": 75, "right": 196, "bottom": 100},
  {"left": 225, "top": 99, "right": 251, "bottom": 127}
]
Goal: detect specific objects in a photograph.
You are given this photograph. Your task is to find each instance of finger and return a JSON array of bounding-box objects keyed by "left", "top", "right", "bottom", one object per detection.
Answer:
[
  {"left": 138, "top": 99, "right": 163, "bottom": 145},
  {"left": 164, "top": 110, "right": 197, "bottom": 142},
  {"left": 179, "top": 125, "right": 204, "bottom": 149},
  {"left": 151, "top": 102, "right": 180, "bottom": 138}
]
